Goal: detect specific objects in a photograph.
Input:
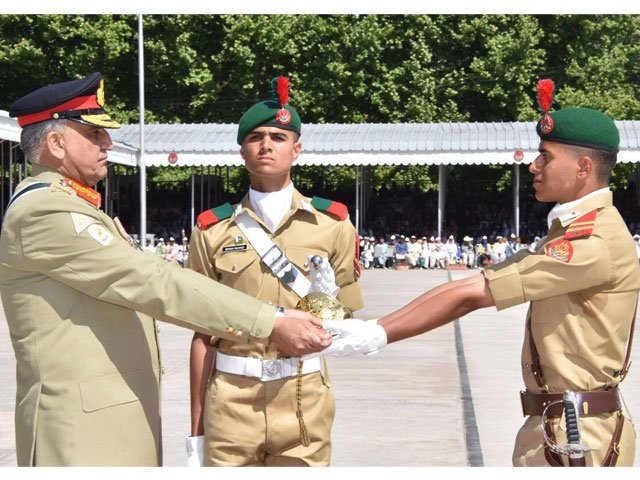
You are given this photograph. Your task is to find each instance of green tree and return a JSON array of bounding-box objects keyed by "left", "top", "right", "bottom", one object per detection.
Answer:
[
  {"left": 1, "top": 13, "right": 639, "bottom": 196},
  {"left": 0, "top": 14, "right": 138, "bottom": 119}
]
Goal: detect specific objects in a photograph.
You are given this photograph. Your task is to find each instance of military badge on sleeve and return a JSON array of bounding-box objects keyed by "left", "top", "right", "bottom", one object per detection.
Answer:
[
  {"left": 87, "top": 223, "right": 114, "bottom": 246},
  {"left": 546, "top": 238, "right": 573, "bottom": 263},
  {"left": 70, "top": 212, "right": 96, "bottom": 234}
]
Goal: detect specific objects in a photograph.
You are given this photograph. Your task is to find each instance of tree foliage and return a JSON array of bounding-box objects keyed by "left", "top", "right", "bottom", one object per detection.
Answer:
[{"left": 1, "top": 13, "right": 639, "bottom": 193}]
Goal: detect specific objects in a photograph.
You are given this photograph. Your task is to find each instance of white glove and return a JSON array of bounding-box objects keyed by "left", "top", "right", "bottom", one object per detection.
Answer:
[
  {"left": 307, "top": 255, "right": 340, "bottom": 297},
  {"left": 185, "top": 435, "right": 204, "bottom": 467},
  {"left": 305, "top": 318, "right": 387, "bottom": 359}
]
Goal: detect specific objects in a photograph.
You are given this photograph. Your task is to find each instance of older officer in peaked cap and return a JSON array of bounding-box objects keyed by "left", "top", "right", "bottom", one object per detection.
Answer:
[
  {"left": 0, "top": 72, "right": 332, "bottom": 466},
  {"left": 186, "top": 76, "right": 362, "bottom": 467},
  {"left": 319, "top": 80, "right": 640, "bottom": 467}
]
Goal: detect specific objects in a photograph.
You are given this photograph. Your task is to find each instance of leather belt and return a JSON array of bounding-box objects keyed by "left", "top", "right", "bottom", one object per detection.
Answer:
[
  {"left": 215, "top": 351, "right": 321, "bottom": 382},
  {"left": 520, "top": 387, "right": 621, "bottom": 417}
]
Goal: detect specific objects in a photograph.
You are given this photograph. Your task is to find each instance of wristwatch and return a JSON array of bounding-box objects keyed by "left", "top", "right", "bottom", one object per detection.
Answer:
[{"left": 275, "top": 306, "right": 286, "bottom": 317}]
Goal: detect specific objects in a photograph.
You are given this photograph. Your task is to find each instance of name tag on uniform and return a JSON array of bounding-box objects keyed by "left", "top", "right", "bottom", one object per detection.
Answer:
[{"left": 222, "top": 244, "right": 248, "bottom": 253}]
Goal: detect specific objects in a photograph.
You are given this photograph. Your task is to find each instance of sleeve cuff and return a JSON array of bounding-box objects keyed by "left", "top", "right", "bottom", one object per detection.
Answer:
[
  {"left": 337, "top": 282, "right": 364, "bottom": 312},
  {"left": 483, "top": 262, "right": 526, "bottom": 310},
  {"left": 249, "top": 304, "right": 278, "bottom": 343}
]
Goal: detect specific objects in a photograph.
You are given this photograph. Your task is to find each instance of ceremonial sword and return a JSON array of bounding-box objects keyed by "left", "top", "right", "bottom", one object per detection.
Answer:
[{"left": 541, "top": 390, "right": 593, "bottom": 466}]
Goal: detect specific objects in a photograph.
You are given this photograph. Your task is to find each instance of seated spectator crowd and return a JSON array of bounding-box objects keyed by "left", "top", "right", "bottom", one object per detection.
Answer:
[{"left": 360, "top": 232, "right": 534, "bottom": 270}]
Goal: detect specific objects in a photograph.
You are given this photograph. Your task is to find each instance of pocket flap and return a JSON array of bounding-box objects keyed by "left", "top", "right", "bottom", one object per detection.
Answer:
[
  {"left": 215, "top": 251, "right": 256, "bottom": 274},
  {"left": 79, "top": 370, "right": 143, "bottom": 412}
]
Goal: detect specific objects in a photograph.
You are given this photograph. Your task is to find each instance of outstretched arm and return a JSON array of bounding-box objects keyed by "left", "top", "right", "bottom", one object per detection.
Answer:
[
  {"left": 317, "top": 273, "right": 495, "bottom": 358},
  {"left": 380, "top": 273, "right": 495, "bottom": 343}
]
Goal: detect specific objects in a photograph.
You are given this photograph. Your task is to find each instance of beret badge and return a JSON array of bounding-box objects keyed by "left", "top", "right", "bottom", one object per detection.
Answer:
[{"left": 276, "top": 108, "right": 292, "bottom": 125}]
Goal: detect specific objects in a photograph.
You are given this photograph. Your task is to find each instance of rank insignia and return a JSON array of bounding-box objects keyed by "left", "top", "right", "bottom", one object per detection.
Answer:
[
  {"left": 63, "top": 178, "right": 101, "bottom": 208},
  {"left": 563, "top": 209, "right": 597, "bottom": 239},
  {"left": 96, "top": 79, "right": 105, "bottom": 107},
  {"left": 275, "top": 108, "right": 292, "bottom": 125},
  {"left": 546, "top": 238, "right": 573, "bottom": 263},
  {"left": 539, "top": 113, "right": 554, "bottom": 134},
  {"left": 234, "top": 235, "right": 244, "bottom": 244}
]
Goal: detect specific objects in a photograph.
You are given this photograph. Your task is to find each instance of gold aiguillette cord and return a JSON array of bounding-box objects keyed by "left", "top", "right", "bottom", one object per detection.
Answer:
[{"left": 296, "top": 360, "right": 311, "bottom": 447}]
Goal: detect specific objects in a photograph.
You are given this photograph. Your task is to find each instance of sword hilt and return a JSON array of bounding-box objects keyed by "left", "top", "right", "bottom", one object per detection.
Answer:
[
  {"left": 541, "top": 391, "right": 593, "bottom": 466},
  {"left": 563, "top": 391, "right": 581, "bottom": 445}
]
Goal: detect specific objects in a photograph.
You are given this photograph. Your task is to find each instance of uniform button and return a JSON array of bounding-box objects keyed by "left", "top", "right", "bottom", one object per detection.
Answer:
[
  {"left": 235, "top": 330, "right": 243, "bottom": 337},
  {"left": 225, "top": 327, "right": 234, "bottom": 334},
  {"left": 232, "top": 265, "right": 236, "bottom": 272},
  {"left": 255, "top": 329, "right": 262, "bottom": 336},
  {"left": 155, "top": 325, "right": 161, "bottom": 334},
  {"left": 161, "top": 366, "right": 166, "bottom": 375}
]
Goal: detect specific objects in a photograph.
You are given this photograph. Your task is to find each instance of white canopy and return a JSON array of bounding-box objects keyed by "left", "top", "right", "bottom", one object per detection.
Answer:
[
  {"left": 0, "top": 110, "right": 138, "bottom": 166},
  {"left": 4, "top": 111, "right": 640, "bottom": 167},
  {"left": 109, "top": 121, "right": 640, "bottom": 167}
]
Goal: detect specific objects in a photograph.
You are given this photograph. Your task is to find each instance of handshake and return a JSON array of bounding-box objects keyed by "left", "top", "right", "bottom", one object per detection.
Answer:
[{"left": 304, "top": 318, "right": 388, "bottom": 359}]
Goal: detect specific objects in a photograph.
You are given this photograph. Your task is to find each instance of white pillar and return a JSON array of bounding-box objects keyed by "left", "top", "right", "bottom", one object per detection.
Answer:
[
  {"left": 438, "top": 164, "right": 446, "bottom": 237},
  {"left": 190, "top": 167, "right": 195, "bottom": 230},
  {"left": 513, "top": 164, "right": 520, "bottom": 237},
  {"left": 355, "top": 165, "right": 361, "bottom": 233}
]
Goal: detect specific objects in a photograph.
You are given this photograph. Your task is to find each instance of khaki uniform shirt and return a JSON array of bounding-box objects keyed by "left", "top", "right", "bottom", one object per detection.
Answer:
[
  {"left": 483, "top": 191, "right": 639, "bottom": 463},
  {"left": 0, "top": 166, "right": 279, "bottom": 466},
  {"left": 188, "top": 189, "right": 363, "bottom": 358}
]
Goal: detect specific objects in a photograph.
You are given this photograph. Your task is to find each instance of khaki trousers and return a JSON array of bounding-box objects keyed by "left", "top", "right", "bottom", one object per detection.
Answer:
[{"left": 203, "top": 370, "right": 335, "bottom": 466}]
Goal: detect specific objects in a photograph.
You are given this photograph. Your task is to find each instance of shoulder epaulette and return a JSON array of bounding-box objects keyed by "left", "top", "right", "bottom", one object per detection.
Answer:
[
  {"left": 310, "top": 196, "right": 349, "bottom": 221},
  {"left": 196, "top": 203, "right": 234, "bottom": 230},
  {"left": 563, "top": 209, "right": 598, "bottom": 240},
  {"left": 63, "top": 178, "right": 101, "bottom": 208}
]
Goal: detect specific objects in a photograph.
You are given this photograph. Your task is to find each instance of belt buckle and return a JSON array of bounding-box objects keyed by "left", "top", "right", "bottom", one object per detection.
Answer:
[
  {"left": 262, "top": 359, "right": 282, "bottom": 380},
  {"left": 261, "top": 245, "right": 285, "bottom": 271}
]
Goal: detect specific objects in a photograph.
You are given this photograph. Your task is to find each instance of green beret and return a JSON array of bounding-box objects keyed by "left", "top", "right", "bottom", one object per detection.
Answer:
[
  {"left": 536, "top": 107, "right": 619, "bottom": 152},
  {"left": 237, "top": 100, "right": 301, "bottom": 145}
]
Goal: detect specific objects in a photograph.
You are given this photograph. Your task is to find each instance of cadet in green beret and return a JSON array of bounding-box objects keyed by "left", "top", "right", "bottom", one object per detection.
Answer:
[
  {"left": 186, "top": 76, "right": 363, "bottom": 466},
  {"left": 318, "top": 80, "right": 639, "bottom": 467},
  {"left": 0, "top": 72, "right": 332, "bottom": 467}
]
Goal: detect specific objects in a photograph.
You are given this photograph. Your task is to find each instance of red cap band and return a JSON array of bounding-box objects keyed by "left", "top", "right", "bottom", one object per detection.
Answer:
[{"left": 18, "top": 94, "right": 101, "bottom": 127}]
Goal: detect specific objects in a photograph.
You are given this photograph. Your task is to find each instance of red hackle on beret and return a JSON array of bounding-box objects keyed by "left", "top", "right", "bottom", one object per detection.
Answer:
[
  {"left": 275, "top": 76, "right": 290, "bottom": 107},
  {"left": 537, "top": 79, "right": 555, "bottom": 114}
]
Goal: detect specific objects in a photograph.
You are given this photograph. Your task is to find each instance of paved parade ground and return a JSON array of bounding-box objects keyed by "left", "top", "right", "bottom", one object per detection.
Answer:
[{"left": 1, "top": 268, "right": 639, "bottom": 469}]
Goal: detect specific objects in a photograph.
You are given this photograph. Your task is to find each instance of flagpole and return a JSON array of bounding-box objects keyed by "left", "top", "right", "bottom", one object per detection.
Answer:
[{"left": 138, "top": 14, "right": 147, "bottom": 245}]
